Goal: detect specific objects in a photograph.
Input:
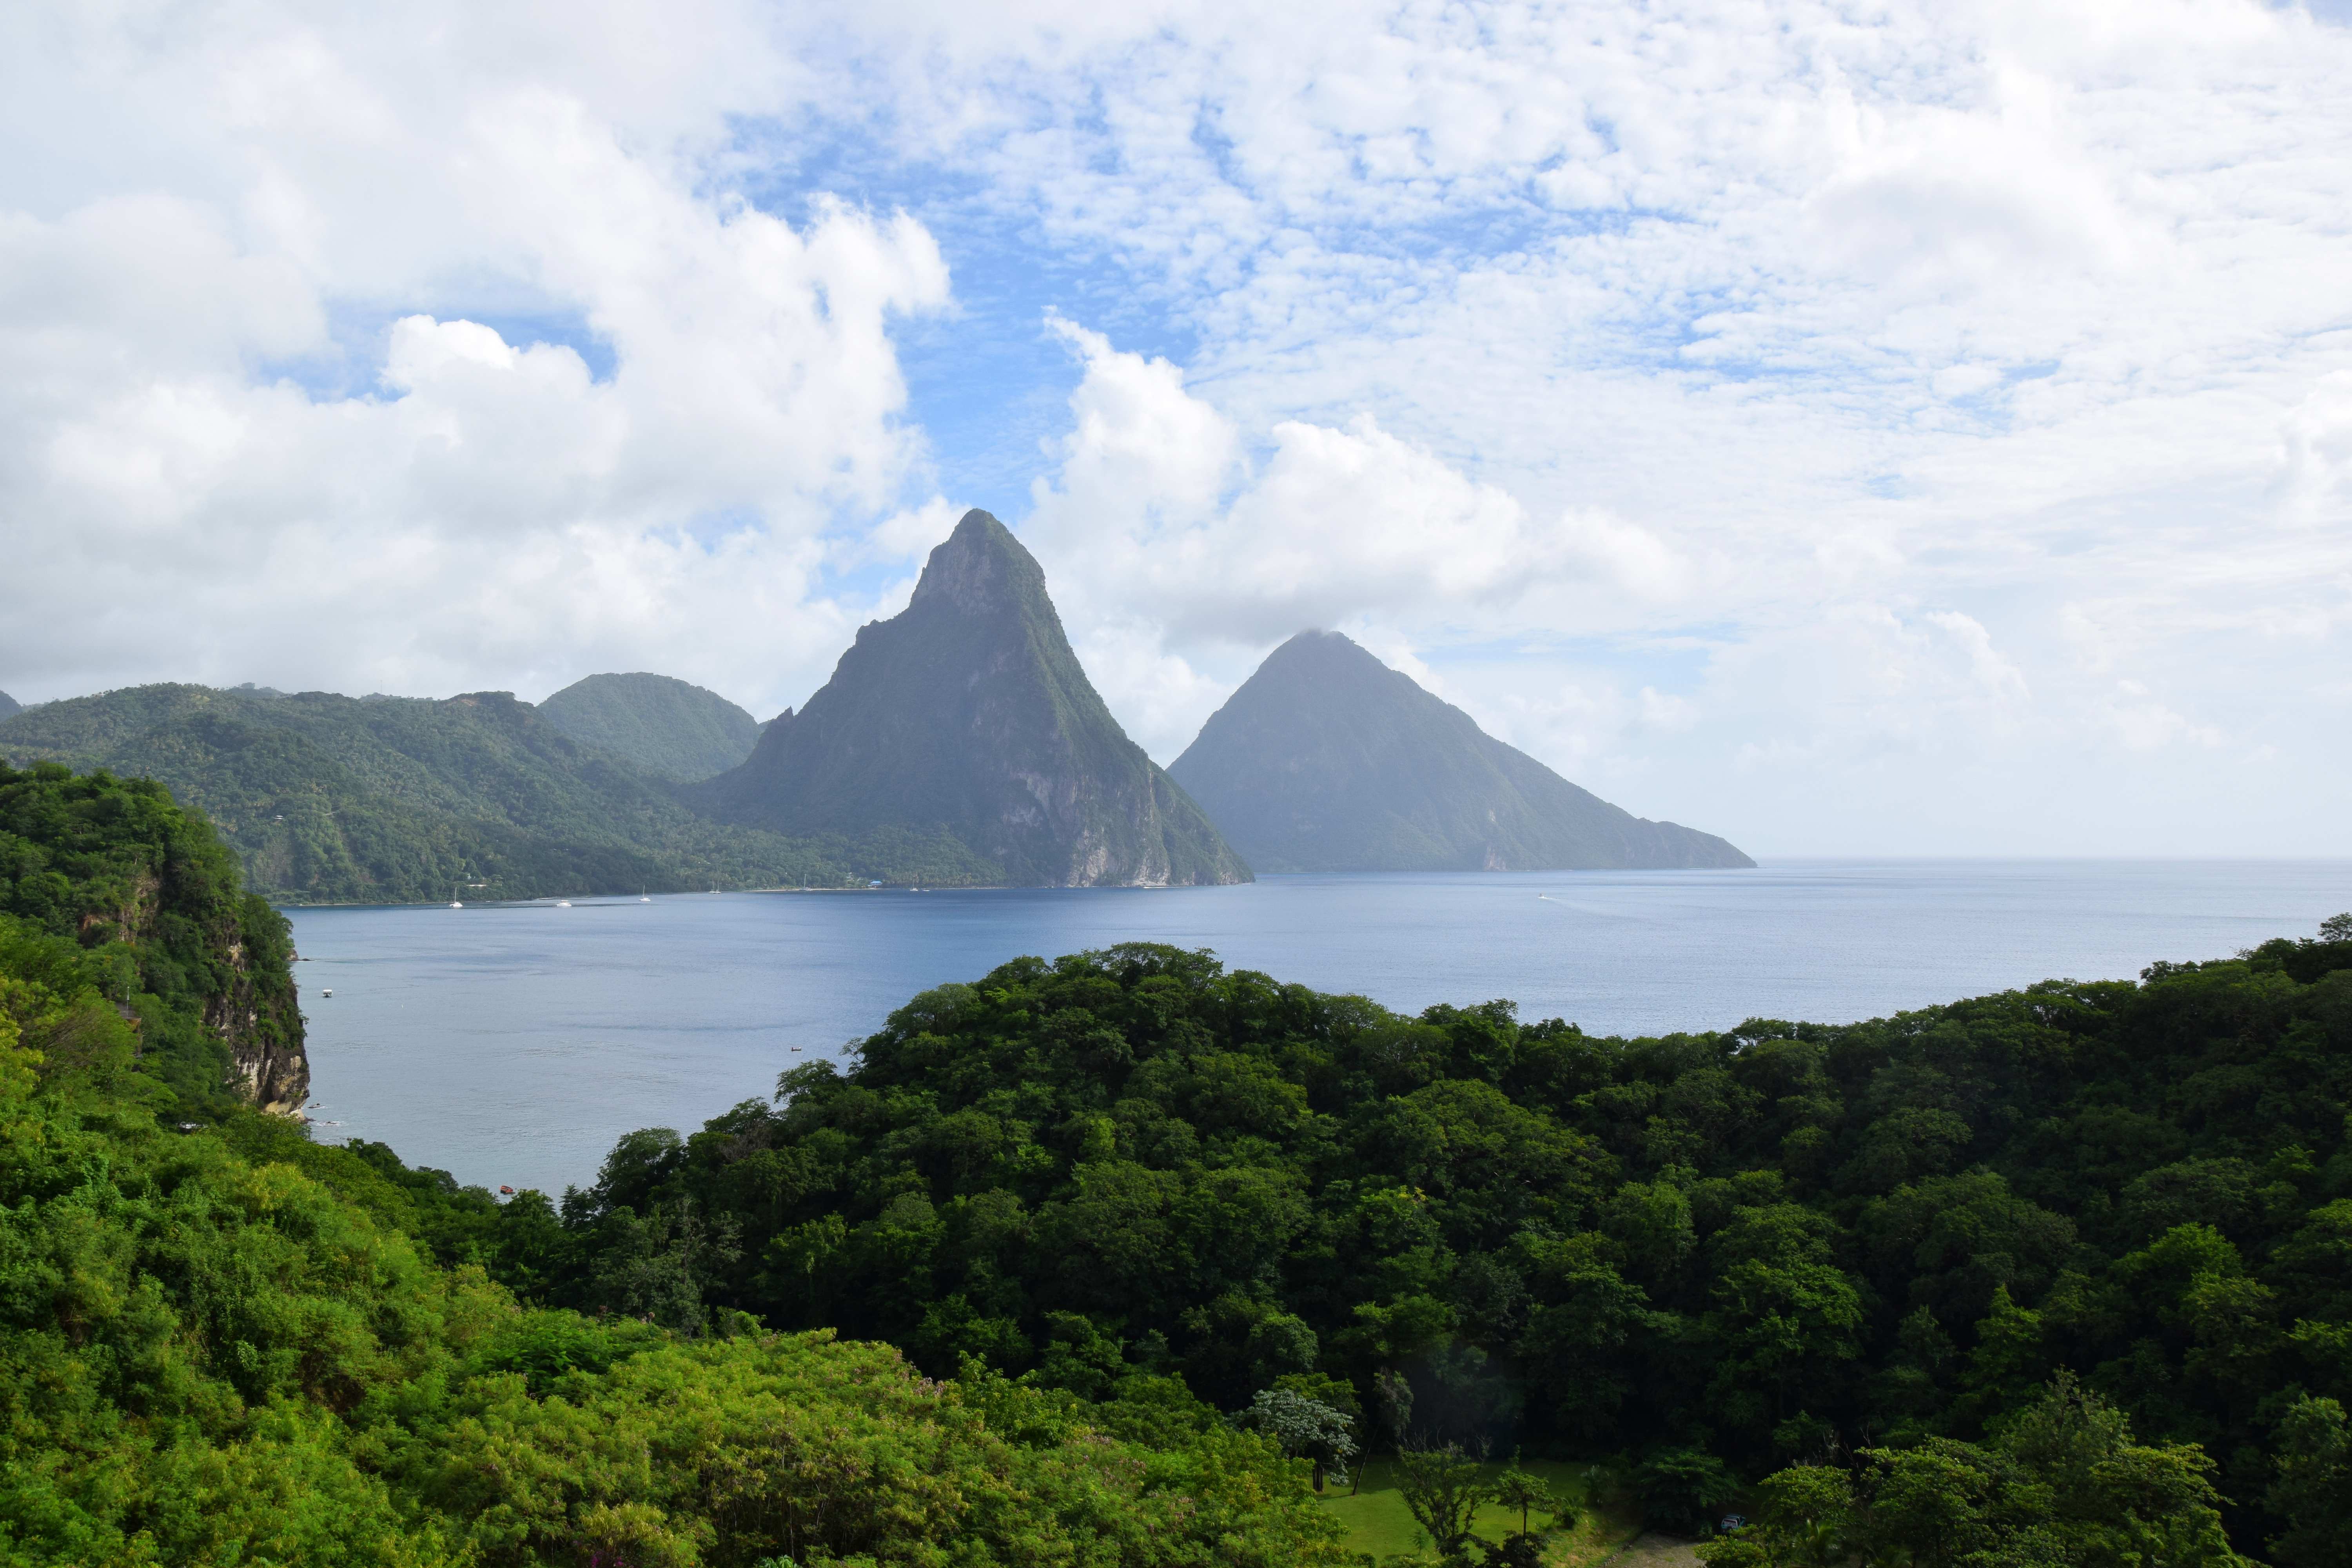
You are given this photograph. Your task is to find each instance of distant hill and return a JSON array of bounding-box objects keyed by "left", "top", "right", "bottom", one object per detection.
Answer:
[
  {"left": 538, "top": 672, "right": 761, "bottom": 782},
  {"left": 0, "top": 690, "right": 18, "bottom": 720},
  {"left": 1168, "top": 630, "right": 1753, "bottom": 873},
  {"left": 698, "top": 509, "right": 1250, "bottom": 887},
  {"left": 0, "top": 685, "right": 995, "bottom": 902}
]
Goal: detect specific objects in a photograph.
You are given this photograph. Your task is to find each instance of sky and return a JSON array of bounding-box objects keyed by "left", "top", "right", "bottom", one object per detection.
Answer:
[{"left": 3, "top": 0, "right": 2350, "bottom": 857}]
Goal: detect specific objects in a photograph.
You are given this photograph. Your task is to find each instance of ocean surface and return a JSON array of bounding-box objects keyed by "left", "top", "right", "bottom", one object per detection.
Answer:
[{"left": 286, "top": 860, "right": 2352, "bottom": 1195}]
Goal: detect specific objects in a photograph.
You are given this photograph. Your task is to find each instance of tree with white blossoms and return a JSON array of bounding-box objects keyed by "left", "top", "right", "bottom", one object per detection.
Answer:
[{"left": 1238, "top": 1387, "right": 1360, "bottom": 1491}]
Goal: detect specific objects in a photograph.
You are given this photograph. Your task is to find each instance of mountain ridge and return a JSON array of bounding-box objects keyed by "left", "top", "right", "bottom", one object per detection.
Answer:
[
  {"left": 0, "top": 684, "right": 995, "bottom": 902},
  {"left": 1169, "top": 629, "right": 1752, "bottom": 873},
  {"left": 697, "top": 509, "right": 1250, "bottom": 887}
]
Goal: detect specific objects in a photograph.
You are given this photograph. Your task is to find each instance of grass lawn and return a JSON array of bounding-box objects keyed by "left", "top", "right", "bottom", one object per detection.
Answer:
[{"left": 1315, "top": 1457, "right": 1639, "bottom": 1564}]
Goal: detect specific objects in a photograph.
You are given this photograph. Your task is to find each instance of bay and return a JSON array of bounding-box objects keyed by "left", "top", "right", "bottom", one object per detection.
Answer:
[{"left": 285, "top": 859, "right": 2352, "bottom": 1195}]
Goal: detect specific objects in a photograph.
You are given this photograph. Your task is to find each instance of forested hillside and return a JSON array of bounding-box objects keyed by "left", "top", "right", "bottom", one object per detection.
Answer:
[
  {"left": 467, "top": 929, "right": 2352, "bottom": 1562},
  {"left": 1, "top": 759, "right": 306, "bottom": 1111},
  {"left": 537, "top": 671, "right": 763, "bottom": 782},
  {"left": 0, "top": 762, "right": 1345, "bottom": 1566},
  {"left": 0, "top": 684, "right": 996, "bottom": 902}
]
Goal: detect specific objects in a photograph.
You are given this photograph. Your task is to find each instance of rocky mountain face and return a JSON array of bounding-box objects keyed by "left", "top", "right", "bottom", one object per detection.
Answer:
[
  {"left": 1169, "top": 630, "right": 1753, "bottom": 873},
  {"left": 537, "top": 671, "right": 762, "bottom": 782},
  {"left": 699, "top": 510, "right": 1250, "bottom": 887}
]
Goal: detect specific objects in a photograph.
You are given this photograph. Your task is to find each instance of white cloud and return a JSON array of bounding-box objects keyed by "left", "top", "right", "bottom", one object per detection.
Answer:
[
  {"left": 2279, "top": 371, "right": 2352, "bottom": 527},
  {"left": 5, "top": 0, "right": 2352, "bottom": 853},
  {"left": 0, "top": 5, "right": 950, "bottom": 713}
]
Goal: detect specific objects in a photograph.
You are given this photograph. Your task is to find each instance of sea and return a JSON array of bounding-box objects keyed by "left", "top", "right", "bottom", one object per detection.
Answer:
[{"left": 285, "top": 860, "right": 2352, "bottom": 1196}]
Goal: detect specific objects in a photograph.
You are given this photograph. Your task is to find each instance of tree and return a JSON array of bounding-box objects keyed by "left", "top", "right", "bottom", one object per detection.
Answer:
[
  {"left": 1491, "top": 1462, "right": 1568, "bottom": 1538},
  {"left": 1844, "top": 1376, "right": 2245, "bottom": 1568},
  {"left": 1397, "top": 1439, "right": 1493, "bottom": 1563},
  {"left": 2319, "top": 912, "right": 2352, "bottom": 944},
  {"left": 1237, "top": 1386, "right": 1359, "bottom": 1490},
  {"left": 1748, "top": 1466, "right": 1855, "bottom": 1568},
  {"left": 1634, "top": 1446, "right": 1740, "bottom": 1535},
  {"left": 2267, "top": 1394, "right": 2352, "bottom": 1568}
]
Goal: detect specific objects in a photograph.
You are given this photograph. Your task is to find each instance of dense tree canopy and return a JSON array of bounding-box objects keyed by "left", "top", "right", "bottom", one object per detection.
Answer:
[
  {"left": 5, "top": 755, "right": 2343, "bottom": 1563},
  {"left": 483, "top": 929, "right": 2352, "bottom": 1560},
  {"left": 0, "top": 764, "right": 1344, "bottom": 1566}
]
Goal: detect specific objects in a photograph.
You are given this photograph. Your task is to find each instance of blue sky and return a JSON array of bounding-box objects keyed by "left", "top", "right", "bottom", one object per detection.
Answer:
[{"left": 3, "top": 0, "right": 2351, "bottom": 855}]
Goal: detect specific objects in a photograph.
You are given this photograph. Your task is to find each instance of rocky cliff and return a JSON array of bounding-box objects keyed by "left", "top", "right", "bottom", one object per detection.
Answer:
[
  {"left": 698, "top": 510, "right": 1250, "bottom": 887},
  {"left": 1169, "top": 630, "right": 1753, "bottom": 873},
  {"left": 0, "top": 759, "right": 309, "bottom": 1112}
]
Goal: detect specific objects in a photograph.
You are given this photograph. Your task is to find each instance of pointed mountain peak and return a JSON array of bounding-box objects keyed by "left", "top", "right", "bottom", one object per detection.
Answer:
[
  {"left": 699, "top": 508, "right": 1249, "bottom": 887},
  {"left": 1268, "top": 628, "right": 1377, "bottom": 666},
  {"left": 910, "top": 509, "right": 1047, "bottom": 614},
  {"left": 1169, "top": 634, "right": 1752, "bottom": 873}
]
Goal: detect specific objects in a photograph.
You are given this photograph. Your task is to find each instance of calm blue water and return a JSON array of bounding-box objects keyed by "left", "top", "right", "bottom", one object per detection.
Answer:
[{"left": 285, "top": 861, "right": 2352, "bottom": 1194}]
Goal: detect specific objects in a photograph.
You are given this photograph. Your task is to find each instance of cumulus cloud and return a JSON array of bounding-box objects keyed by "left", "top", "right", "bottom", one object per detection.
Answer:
[
  {"left": 1020, "top": 326, "right": 1705, "bottom": 753},
  {"left": 5, "top": 0, "right": 2352, "bottom": 853},
  {"left": 0, "top": 4, "right": 951, "bottom": 711}
]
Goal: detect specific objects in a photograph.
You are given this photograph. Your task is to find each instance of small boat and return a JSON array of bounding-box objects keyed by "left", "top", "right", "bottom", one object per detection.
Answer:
[
  {"left": 555, "top": 900, "right": 572, "bottom": 908},
  {"left": 450, "top": 901, "right": 463, "bottom": 908},
  {"left": 790, "top": 1045, "right": 802, "bottom": 1053},
  {"left": 321, "top": 988, "right": 333, "bottom": 998},
  {"left": 498, "top": 1185, "right": 515, "bottom": 1196}
]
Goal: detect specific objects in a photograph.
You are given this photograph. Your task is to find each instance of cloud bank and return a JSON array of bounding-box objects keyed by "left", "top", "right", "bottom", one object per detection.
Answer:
[{"left": 3, "top": 0, "right": 2350, "bottom": 853}]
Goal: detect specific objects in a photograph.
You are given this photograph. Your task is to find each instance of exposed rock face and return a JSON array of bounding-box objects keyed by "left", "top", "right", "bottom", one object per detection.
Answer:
[
  {"left": 537, "top": 671, "right": 762, "bottom": 782},
  {"left": 1169, "top": 630, "right": 1754, "bottom": 873},
  {"left": 22, "top": 777, "right": 311, "bottom": 1114},
  {"left": 211, "top": 938, "right": 310, "bottom": 1114},
  {"left": 699, "top": 510, "right": 1250, "bottom": 887}
]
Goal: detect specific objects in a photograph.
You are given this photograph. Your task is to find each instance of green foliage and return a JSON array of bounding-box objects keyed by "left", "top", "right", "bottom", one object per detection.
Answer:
[
  {"left": 1634, "top": 1446, "right": 1741, "bottom": 1535},
  {"left": 1708, "top": 1376, "right": 2244, "bottom": 1568},
  {"left": 0, "top": 687, "right": 998, "bottom": 902},
  {"left": 697, "top": 509, "right": 1249, "bottom": 887},
  {"left": 2265, "top": 1394, "right": 2352, "bottom": 1568},
  {"left": 521, "top": 920, "right": 2352, "bottom": 1556},
  {"left": 0, "top": 758, "right": 304, "bottom": 1112},
  {"left": 0, "top": 750, "right": 1346, "bottom": 1563},
  {"left": 1489, "top": 1461, "right": 1571, "bottom": 1538},
  {"left": 1237, "top": 1385, "right": 1359, "bottom": 1487},
  {"left": 1167, "top": 628, "right": 1750, "bottom": 872},
  {"left": 537, "top": 671, "right": 763, "bottom": 782},
  {"left": 1394, "top": 1439, "right": 1493, "bottom": 1562}
]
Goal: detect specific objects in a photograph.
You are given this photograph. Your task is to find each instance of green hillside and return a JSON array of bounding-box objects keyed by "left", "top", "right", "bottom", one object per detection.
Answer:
[
  {"left": 0, "top": 761, "right": 1347, "bottom": 1567},
  {"left": 1170, "top": 630, "right": 1752, "bottom": 872},
  {"left": 538, "top": 671, "right": 763, "bottom": 781},
  {"left": 509, "top": 928, "right": 2352, "bottom": 1561},
  {"left": 0, "top": 689, "right": 18, "bottom": 720},
  {"left": 701, "top": 510, "right": 1249, "bottom": 887},
  {"left": 1, "top": 758, "right": 307, "bottom": 1114},
  {"left": 0, "top": 684, "right": 995, "bottom": 903}
]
